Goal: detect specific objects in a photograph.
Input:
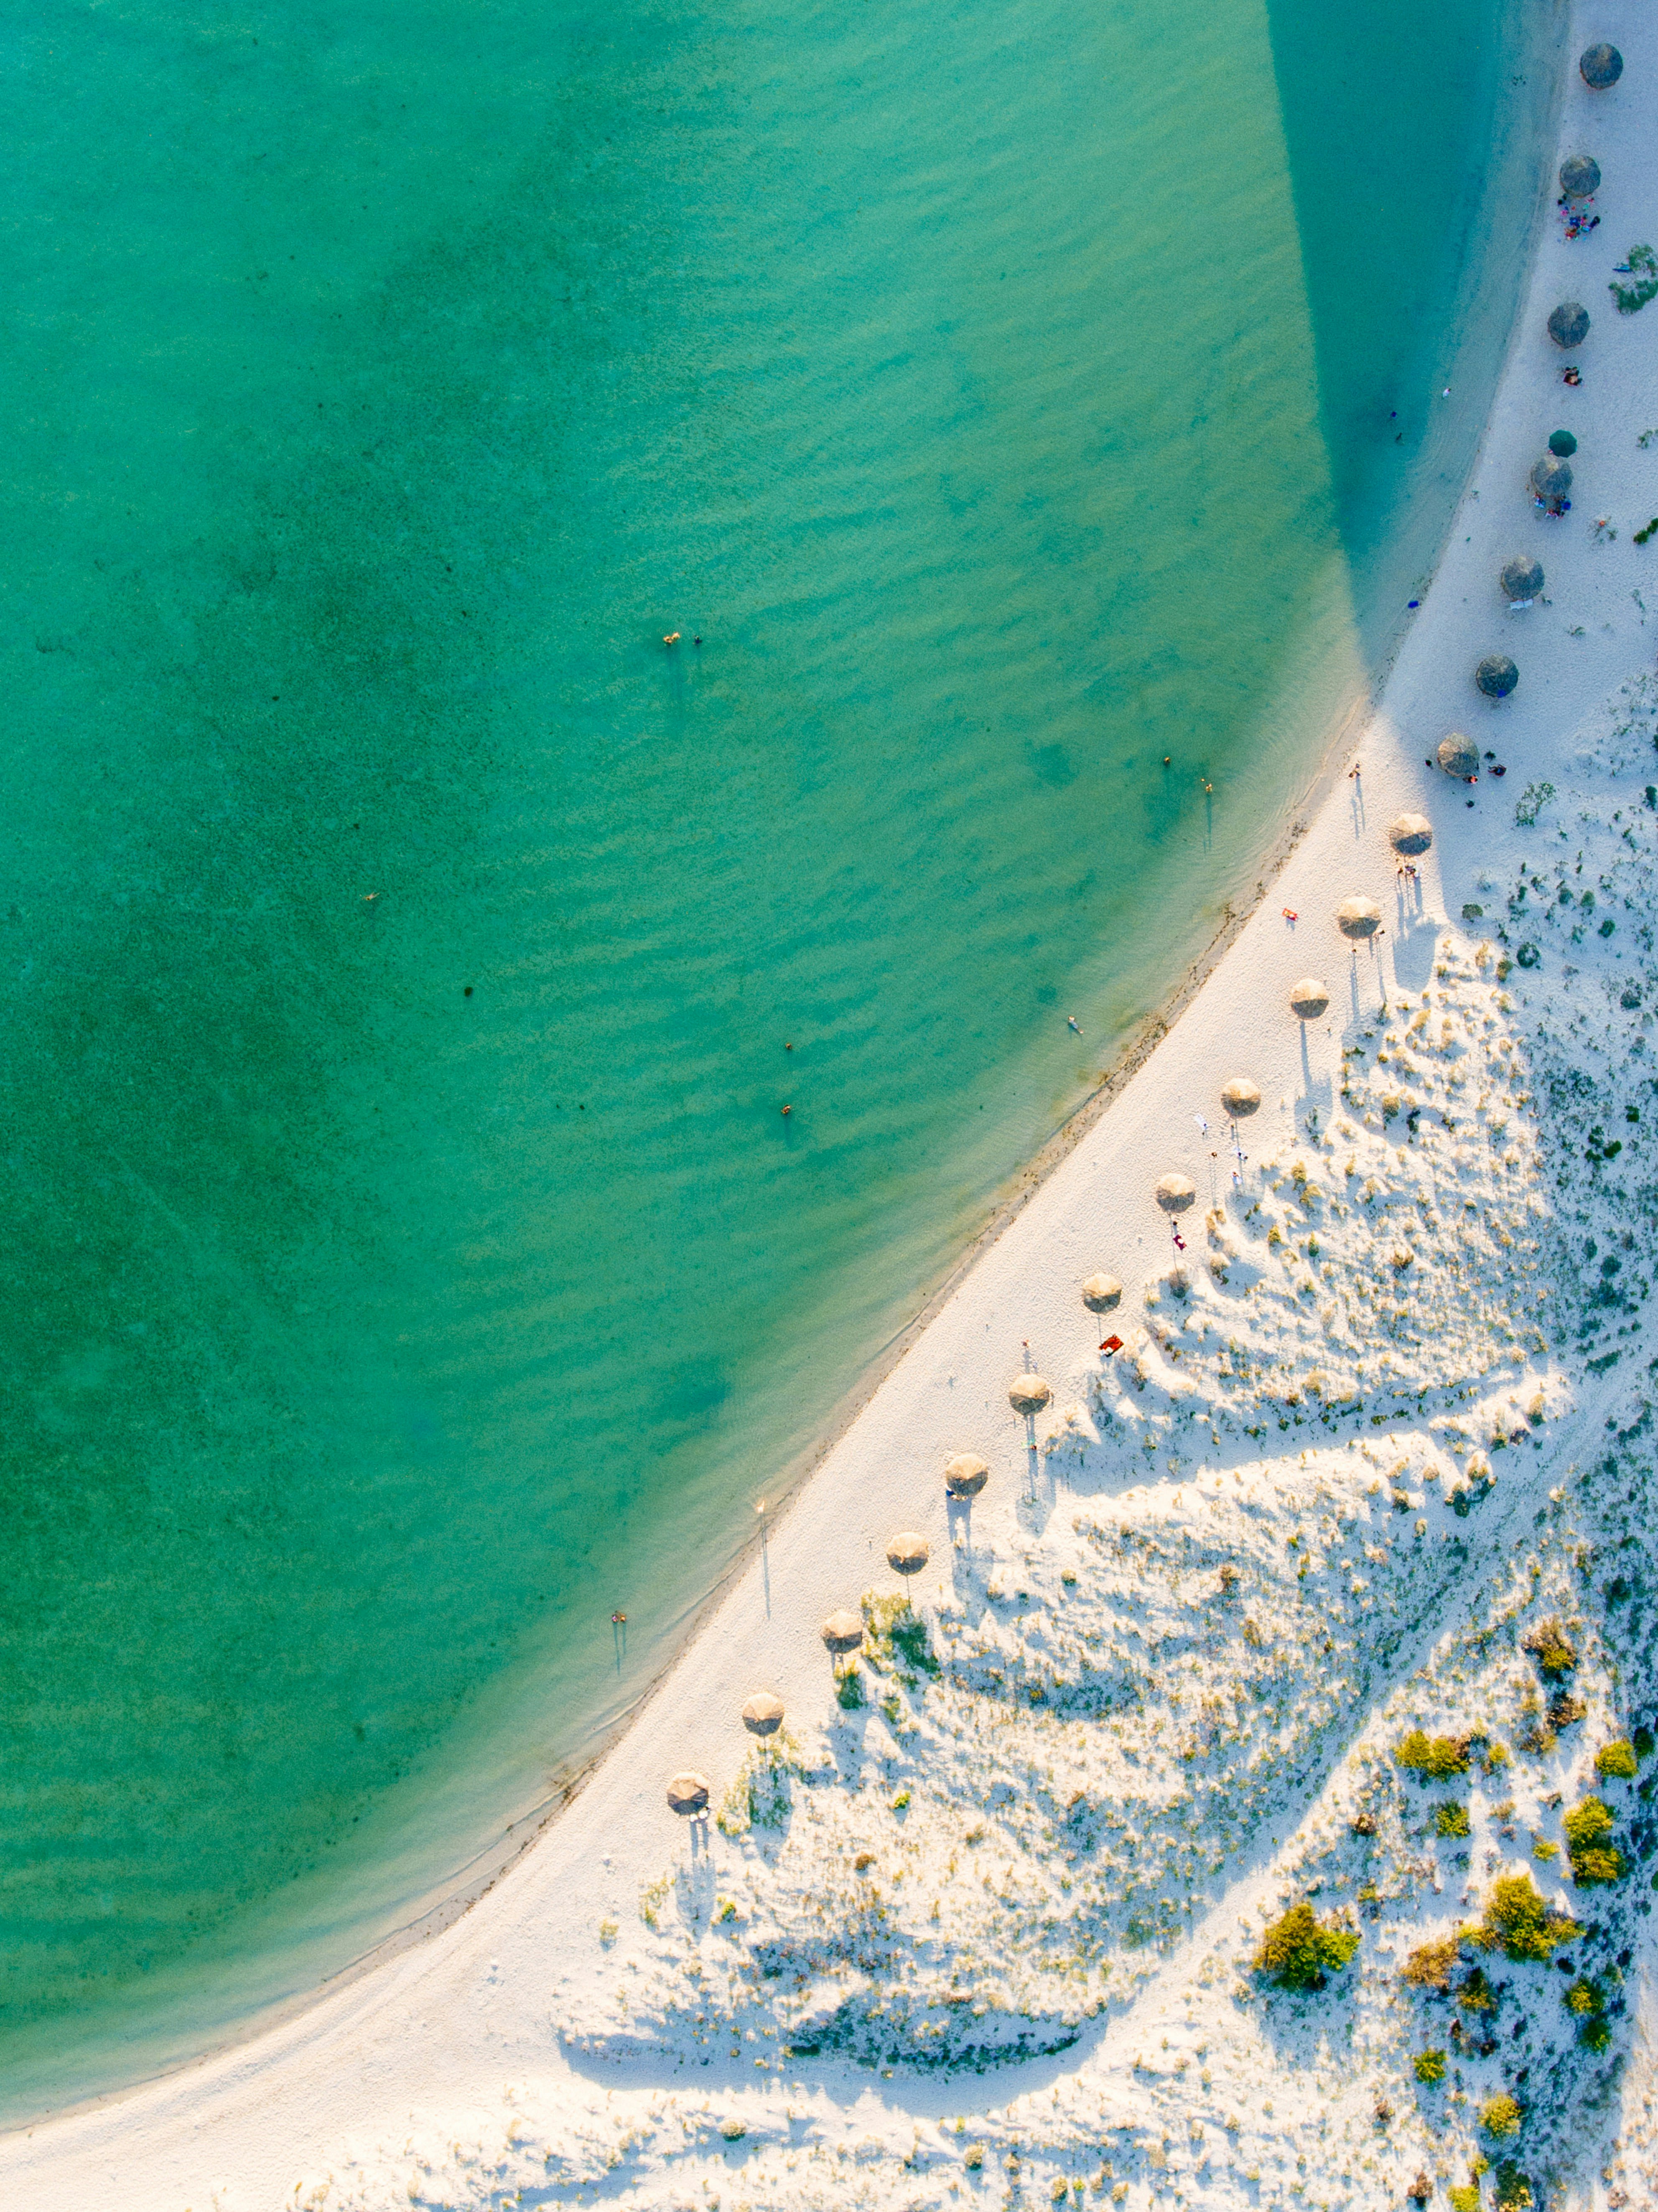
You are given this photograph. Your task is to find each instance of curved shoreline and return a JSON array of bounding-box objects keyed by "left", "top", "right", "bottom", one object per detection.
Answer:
[{"left": 12, "top": 0, "right": 1651, "bottom": 2195}]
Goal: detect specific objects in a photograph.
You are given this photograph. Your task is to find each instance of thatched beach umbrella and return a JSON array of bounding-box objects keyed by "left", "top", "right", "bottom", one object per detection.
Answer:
[
  {"left": 1476, "top": 654, "right": 1519, "bottom": 700},
  {"left": 666, "top": 1770, "right": 711, "bottom": 1816},
  {"left": 944, "top": 1453, "right": 990, "bottom": 1498},
  {"left": 821, "top": 1609, "right": 865, "bottom": 1654},
  {"left": 1080, "top": 1273, "right": 1123, "bottom": 1313},
  {"left": 1220, "top": 1077, "right": 1261, "bottom": 1119},
  {"left": 1500, "top": 555, "right": 1544, "bottom": 603},
  {"left": 1580, "top": 43, "right": 1623, "bottom": 89},
  {"left": 1437, "top": 732, "right": 1480, "bottom": 779},
  {"left": 1289, "top": 977, "right": 1330, "bottom": 1020},
  {"left": 1548, "top": 428, "right": 1578, "bottom": 458},
  {"left": 741, "top": 1692, "right": 785, "bottom": 1736},
  {"left": 1336, "top": 896, "right": 1382, "bottom": 940},
  {"left": 887, "top": 1532, "right": 929, "bottom": 1577},
  {"left": 1559, "top": 154, "right": 1601, "bottom": 201},
  {"left": 1548, "top": 300, "right": 1590, "bottom": 349},
  {"left": 1531, "top": 453, "right": 1573, "bottom": 501},
  {"left": 1389, "top": 813, "right": 1433, "bottom": 857},
  {"left": 1008, "top": 1373, "right": 1052, "bottom": 1415},
  {"left": 1154, "top": 1173, "right": 1196, "bottom": 1214}
]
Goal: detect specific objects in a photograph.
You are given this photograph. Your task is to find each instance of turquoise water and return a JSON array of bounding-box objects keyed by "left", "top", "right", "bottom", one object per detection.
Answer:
[{"left": 0, "top": 0, "right": 1540, "bottom": 2110}]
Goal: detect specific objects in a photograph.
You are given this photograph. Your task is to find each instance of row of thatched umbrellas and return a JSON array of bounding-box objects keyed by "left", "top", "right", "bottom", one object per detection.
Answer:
[
  {"left": 664, "top": 1539, "right": 938, "bottom": 1814},
  {"left": 665, "top": 812, "right": 1440, "bottom": 1815},
  {"left": 661, "top": 58, "right": 1617, "bottom": 1835},
  {"left": 1490, "top": 54, "right": 1627, "bottom": 703},
  {"left": 663, "top": 64, "right": 1614, "bottom": 1828}
]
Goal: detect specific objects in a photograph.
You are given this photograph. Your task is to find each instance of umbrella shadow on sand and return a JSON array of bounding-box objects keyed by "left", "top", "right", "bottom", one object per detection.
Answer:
[
  {"left": 1388, "top": 901, "right": 1440, "bottom": 995},
  {"left": 1296, "top": 1030, "right": 1334, "bottom": 1133},
  {"left": 671, "top": 1831, "right": 718, "bottom": 1931},
  {"left": 1016, "top": 1467, "right": 1057, "bottom": 1537}
]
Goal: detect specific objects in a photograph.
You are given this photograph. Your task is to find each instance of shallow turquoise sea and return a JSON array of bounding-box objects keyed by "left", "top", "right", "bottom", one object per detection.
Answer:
[{"left": 0, "top": 0, "right": 1542, "bottom": 2110}]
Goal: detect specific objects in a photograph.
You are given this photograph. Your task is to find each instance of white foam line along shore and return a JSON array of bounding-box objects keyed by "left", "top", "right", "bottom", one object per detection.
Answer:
[{"left": 19, "top": 8, "right": 1658, "bottom": 2206}]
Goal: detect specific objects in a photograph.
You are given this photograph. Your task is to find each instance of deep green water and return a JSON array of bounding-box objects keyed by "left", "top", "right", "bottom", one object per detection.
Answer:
[{"left": 0, "top": 0, "right": 1539, "bottom": 2110}]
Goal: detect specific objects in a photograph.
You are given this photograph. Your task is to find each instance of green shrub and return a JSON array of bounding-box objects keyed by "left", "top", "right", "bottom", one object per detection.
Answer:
[
  {"left": 1563, "top": 1797, "right": 1625, "bottom": 1885},
  {"left": 1473, "top": 1873, "right": 1579, "bottom": 1961},
  {"left": 835, "top": 1665, "right": 866, "bottom": 1711},
  {"left": 1449, "top": 2189, "right": 1480, "bottom": 2212},
  {"left": 1479, "top": 2093, "right": 1522, "bottom": 2140},
  {"left": 1580, "top": 2015, "right": 1613, "bottom": 2053},
  {"left": 1253, "top": 1901, "right": 1360, "bottom": 1991},
  {"left": 1612, "top": 242, "right": 1658, "bottom": 315},
  {"left": 863, "top": 1593, "right": 941, "bottom": 1678},
  {"left": 1456, "top": 1966, "right": 1495, "bottom": 2013},
  {"left": 1436, "top": 1802, "right": 1472, "bottom": 1839},
  {"left": 1563, "top": 1977, "right": 1602, "bottom": 2017},
  {"left": 1635, "top": 1724, "right": 1655, "bottom": 1759},
  {"left": 889, "top": 1612, "right": 940, "bottom": 1676},
  {"left": 1493, "top": 2166, "right": 1533, "bottom": 2211},
  {"left": 1413, "top": 2048, "right": 1447, "bottom": 2084},
  {"left": 1395, "top": 1729, "right": 1472, "bottom": 1781},
  {"left": 1595, "top": 1739, "right": 1639, "bottom": 1781}
]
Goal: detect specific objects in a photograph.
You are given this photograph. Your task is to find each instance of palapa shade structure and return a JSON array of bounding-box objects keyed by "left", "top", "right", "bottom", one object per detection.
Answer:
[
  {"left": 1559, "top": 154, "right": 1602, "bottom": 201},
  {"left": 1080, "top": 1272, "right": 1123, "bottom": 1313},
  {"left": 1580, "top": 43, "right": 1623, "bottom": 89},
  {"left": 1388, "top": 813, "right": 1433, "bottom": 857},
  {"left": 1476, "top": 654, "right": 1519, "bottom": 700},
  {"left": 741, "top": 1692, "right": 785, "bottom": 1736},
  {"left": 1548, "top": 428, "right": 1578, "bottom": 458},
  {"left": 1437, "top": 732, "right": 1480, "bottom": 778},
  {"left": 1289, "top": 976, "right": 1330, "bottom": 1020},
  {"left": 820, "top": 1608, "right": 865, "bottom": 1654},
  {"left": 1154, "top": 1172, "right": 1196, "bottom": 1214},
  {"left": 1531, "top": 453, "right": 1573, "bottom": 501},
  {"left": 1547, "top": 300, "right": 1590, "bottom": 349},
  {"left": 666, "top": 1770, "right": 711, "bottom": 1815},
  {"left": 1335, "top": 895, "right": 1381, "bottom": 939},
  {"left": 1500, "top": 555, "right": 1544, "bottom": 603},
  {"left": 1220, "top": 1077, "right": 1261, "bottom": 1119},
  {"left": 1008, "top": 1372, "right": 1052, "bottom": 1414},
  {"left": 887, "top": 1531, "right": 930, "bottom": 1576},
  {"left": 944, "top": 1452, "right": 990, "bottom": 1498}
]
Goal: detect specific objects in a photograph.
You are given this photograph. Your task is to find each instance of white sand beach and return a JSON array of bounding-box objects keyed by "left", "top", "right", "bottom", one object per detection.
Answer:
[{"left": 15, "top": 8, "right": 1658, "bottom": 2206}]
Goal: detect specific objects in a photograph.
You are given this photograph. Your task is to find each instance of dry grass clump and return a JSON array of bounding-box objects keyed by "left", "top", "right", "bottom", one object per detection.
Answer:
[
  {"left": 1521, "top": 1619, "right": 1578, "bottom": 1677},
  {"left": 1253, "top": 1901, "right": 1359, "bottom": 1991},
  {"left": 1402, "top": 1936, "right": 1461, "bottom": 1992},
  {"left": 1394, "top": 1728, "right": 1472, "bottom": 1781}
]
